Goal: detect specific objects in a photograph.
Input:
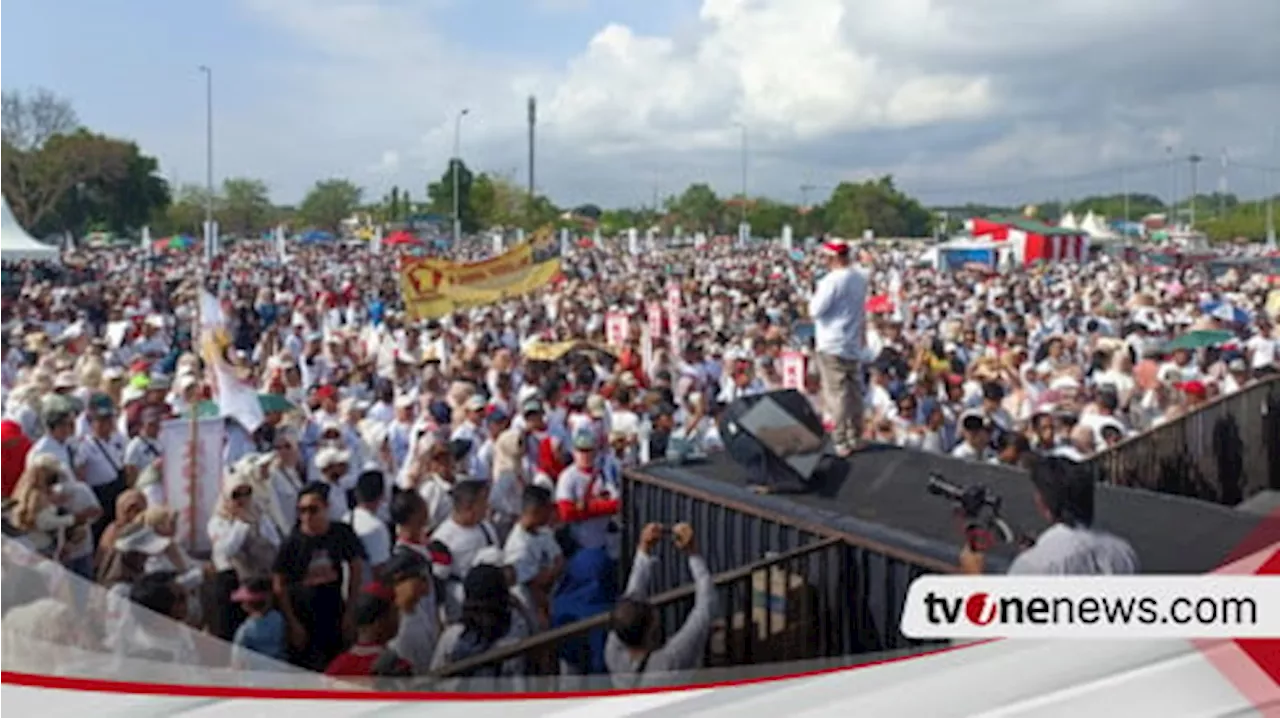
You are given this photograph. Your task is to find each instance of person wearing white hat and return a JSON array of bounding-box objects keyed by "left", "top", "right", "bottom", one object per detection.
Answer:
[
  {"left": 808, "top": 238, "right": 870, "bottom": 458},
  {"left": 314, "top": 446, "right": 355, "bottom": 523}
]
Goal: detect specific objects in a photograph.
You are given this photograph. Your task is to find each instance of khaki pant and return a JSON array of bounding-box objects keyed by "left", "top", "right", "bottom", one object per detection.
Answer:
[{"left": 816, "top": 352, "right": 864, "bottom": 449}]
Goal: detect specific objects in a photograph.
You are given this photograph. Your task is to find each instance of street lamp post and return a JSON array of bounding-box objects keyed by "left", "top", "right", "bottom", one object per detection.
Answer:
[
  {"left": 733, "top": 123, "right": 747, "bottom": 243},
  {"left": 1166, "top": 146, "right": 1177, "bottom": 226},
  {"left": 199, "top": 65, "right": 213, "bottom": 259},
  {"left": 1188, "top": 152, "right": 1203, "bottom": 229},
  {"left": 452, "top": 108, "right": 469, "bottom": 246}
]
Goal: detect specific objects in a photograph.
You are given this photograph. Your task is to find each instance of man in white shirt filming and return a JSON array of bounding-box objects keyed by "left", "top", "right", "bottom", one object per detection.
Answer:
[
  {"left": 807, "top": 239, "right": 870, "bottom": 457},
  {"left": 961, "top": 455, "right": 1139, "bottom": 575}
]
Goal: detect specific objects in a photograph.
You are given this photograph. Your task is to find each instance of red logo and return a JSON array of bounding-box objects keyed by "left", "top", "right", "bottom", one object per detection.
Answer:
[{"left": 965, "top": 592, "right": 997, "bottom": 625}]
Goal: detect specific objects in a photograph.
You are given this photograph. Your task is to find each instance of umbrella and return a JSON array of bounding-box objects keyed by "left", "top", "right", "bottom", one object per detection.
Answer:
[
  {"left": 384, "top": 230, "right": 423, "bottom": 247},
  {"left": 153, "top": 235, "right": 196, "bottom": 252},
  {"left": 192, "top": 393, "right": 297, "bottom": 418},
  {"left": 1203, "top": 302, "right": 1250, "bottom": 325},
  {"left": 865, "top": 295, "right": 895, "bottom": 314},
  {"left": 1163, "top": 329, "right": 1234, "bottom": 352},
  {"left": 299, "top": 230, "right": 334, "bottom": 244}
]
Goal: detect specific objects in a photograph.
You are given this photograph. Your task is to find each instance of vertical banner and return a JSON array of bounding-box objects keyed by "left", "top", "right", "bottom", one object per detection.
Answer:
[
  {"left": 645, "top": 228, "right": 657, "bottom": 252},
  {"left": 371, "top": 225, "right": 383, "bottom": 255},
  {"left": 665, "top": 281, "right": 683, "bottom": 355},
  {"left": 516, "top": 227, "right": 526, "bottom": 244},
  {"left": 694, "top": 232, "right": 707, "bottom": 249},
  {"left": 142, "top": 225, "right": 153, "bottom": 260},
  {"left": 641, "top": 325, "right": 654, "bottom": 375},
  {"left": 628, "top": 227, "right": 639, "bottom": 255},
  {"left": 781, "top": 350, "right": 807, "bottom": 390},
  {"left": 275, "top": 225, "right": 288, "bottom": 262},
  {"left": 492, "top": 231, "right": 504, "bottom": 255},
  {"left": 605, "top": 311, "right": 629, "bottom": 348},
  {"left": 738, "top": 222, "right": 750, "bottom": 248},
  {"left": 593, "top": 227, "right": 603, "bottom": 249},
  {"left": 673, "top": 225, "right": 683, "bottom": 243},
  {"left": 646, "top": 301, "right": 664, "bottom": 339},
  {"left": 559, "top": 227, "right": 570, "bottom": 256},
  {"left": 159, "top": 417, "right": 226, "bottom": 554},
  {"left": 782, "top": 224, "right": 794, "bottom": 251}
]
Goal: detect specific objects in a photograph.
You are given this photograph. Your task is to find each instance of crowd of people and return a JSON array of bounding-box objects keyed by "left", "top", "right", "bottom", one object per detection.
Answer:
[{"left": 1, "top": 233, "right": 1277, "bottom": 685}]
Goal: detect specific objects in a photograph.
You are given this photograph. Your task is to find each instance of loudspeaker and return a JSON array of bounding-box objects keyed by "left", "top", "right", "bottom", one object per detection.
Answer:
[{"left": 718, "top": 389, "right": 831, "bottom": 489}]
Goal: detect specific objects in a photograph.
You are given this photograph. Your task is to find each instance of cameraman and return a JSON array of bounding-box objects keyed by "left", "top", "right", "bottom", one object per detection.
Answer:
[{"left": 960, "top": 456, "right": 1139, "bottom": 575}]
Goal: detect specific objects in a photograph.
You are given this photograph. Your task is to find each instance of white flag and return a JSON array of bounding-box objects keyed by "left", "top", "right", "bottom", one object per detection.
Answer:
[{"left": 199, "top": 290, "right": 264, "bottom": 434}]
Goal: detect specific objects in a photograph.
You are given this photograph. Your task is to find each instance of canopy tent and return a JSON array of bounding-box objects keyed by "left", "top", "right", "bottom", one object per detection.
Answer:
[
  {"left": 1059, "top": 211, "right": 1079, "bottom": 230},
  {"left": 1, "top": 198, "right": 59, "bottom": 263},
  {"left": 1079, "top": 211, "right": 1121, "bottom": 241},
  {"left": 966, "top": 215, "right": 1089, "bottom": 266},
  {"left": 383, "top": 230, "right": 424, "bottom": 247}
]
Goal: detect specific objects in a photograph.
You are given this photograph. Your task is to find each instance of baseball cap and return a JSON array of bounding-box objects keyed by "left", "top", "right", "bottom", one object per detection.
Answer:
[
  {"left": 88, "top": 392, "right": 117, "bottom": 419},
  {"left": 586, "top": 395, "right": 607, "bottom": 419},
  {"left": 314, "top": 446, "right": 352, "bottom": 470},
  {"left": 572, "top": 429, "right": 597, "bottom": 451},
  {"left": 465, "top": 395, "right": 487, "bottom": 412},
  {"left": 521, "top": 399, "right": 545, "bottom": 416}
]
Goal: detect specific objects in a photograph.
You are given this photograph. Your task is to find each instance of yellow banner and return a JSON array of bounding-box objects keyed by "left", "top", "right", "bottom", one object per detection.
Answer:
[
  {"left": 1266, "top": 289, "right": 1280, "bottom": 319},
  {"left": 400, "top": 237, "right": 562, "bottom": 319}
]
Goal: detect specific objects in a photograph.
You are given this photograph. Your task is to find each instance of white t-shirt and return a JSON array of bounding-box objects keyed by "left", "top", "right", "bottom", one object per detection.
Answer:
[
  {"left": 347, "top": 505, "right": 391, "bottom": 585},
  {"left": 75, "top": 432, "right": 127, "bottom": 488},
  {"left": 430, "top": 518, "right": 501, "bottom": 582},
  {"left": 503, "top": 523, "right": 562, "bottom": 614},
  {"left": 1246, "top": 335, "right": 1278, "bottom": 370},
  {"left": 124, "top": 435, "right": 163, "bottom": 473},
  {"left": 808, "top": 266, "right": 869, "bottom": 360},
  {"left": 554, "top": 465, "right": 614, "bottom": 552}
]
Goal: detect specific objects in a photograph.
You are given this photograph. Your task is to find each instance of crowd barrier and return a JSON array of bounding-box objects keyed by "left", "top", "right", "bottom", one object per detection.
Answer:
[
  {"left": 1086, "top": 375, "right": 1280, "bottom": 506},
  {"left": 430, "top": 467, "right": 951, "bottom": 682}
]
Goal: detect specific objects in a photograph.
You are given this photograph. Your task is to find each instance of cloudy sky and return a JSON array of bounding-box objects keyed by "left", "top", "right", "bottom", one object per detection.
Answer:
[{"left": 4, "top": 0, "right": 1279, "bottom": 209}]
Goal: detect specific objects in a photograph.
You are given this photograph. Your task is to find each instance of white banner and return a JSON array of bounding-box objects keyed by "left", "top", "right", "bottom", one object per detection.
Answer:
[
  {"left": 275, "top": 224, "right": 288, "bottom": 262},
  {"left": 901, "top": 575, "right": 1280, "bottom": 639},
  {"left": 492, "top": 231, "right": 504, "bottom": 255},
  {"left": 694, "top": 231, "right": 707, "bottom": 249},
  {"left": 559, "top": 227, "right": 570, "bottom": 255},
  {"left": 159, "top": 417, "right": 226, "bottom": 554},
  {"left": 780, "top": 350, "right": 807, "bottom": 390},
  {"left": 605, "top": 311, "right": 629, "bottom": 348},
  {"left": 370, "top": 225, "right": 383, "bottom": 255},
  {"left": 592, "top": 227, "right": 603, "bottom": 249},
  {"left": 516, "top": 227, "right": 526, "bottom": 245},
  {"left": 646, "top": 301, "right": 664, "bottom": 339},
  {"left": 645, "top": 227, "right": 657, "bottom": 251},
  {"left": 782, "top": 224, "right": 794, "bottom": 251},
  {"left": 628, "top": 227, "right": 639, "bottom": 255}
]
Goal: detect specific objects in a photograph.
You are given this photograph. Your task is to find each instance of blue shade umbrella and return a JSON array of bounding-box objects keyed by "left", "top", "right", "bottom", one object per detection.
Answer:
[
  {"left": 1202, "top": 301, "right": 1250, "bottom": 325},
  {"left": 299, "top": 230, "right": 334, "bottom": 244}
]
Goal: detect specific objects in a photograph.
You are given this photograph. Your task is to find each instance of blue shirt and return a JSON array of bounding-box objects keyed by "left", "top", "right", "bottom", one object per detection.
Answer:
[{"left": 231, "top": 610, "right": 286, "bottom": 665}]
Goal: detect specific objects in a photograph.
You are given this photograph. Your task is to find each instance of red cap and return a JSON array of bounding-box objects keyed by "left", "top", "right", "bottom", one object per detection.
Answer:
[
  {"left": 130, "top": 360, "right": 151, "bottom": 374},
  {"left": 820, "top": 240, "right": 850, "bottom": 256},
  {"left": 314, "top": 385, "right": 337, "bottom": 401},
  {"left": 944, "top": 373, "right": 965, "bottom": 386},
  {"left": 1176, "top": 380, "right": 1208, "bottom": 398}
]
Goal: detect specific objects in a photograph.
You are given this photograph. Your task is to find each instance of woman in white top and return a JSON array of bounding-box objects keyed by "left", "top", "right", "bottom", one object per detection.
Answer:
[{"left": 206, "top": 471, "right": 282, "bottom": 641}]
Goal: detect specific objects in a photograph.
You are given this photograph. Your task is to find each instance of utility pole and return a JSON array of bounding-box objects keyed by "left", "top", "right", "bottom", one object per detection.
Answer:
[
  {"left": 1121, "top": 167, "right": 1130, "bottom": 226},
  {"left": 1166, "top": 146, "right": 1177, "bottom": 227},
  {"left": 452, "top": 108, "right": 469, "bottom": 245},
  {"left": 1218, "top": 148, "right": 1228, "bottom": 219},
  {"left": 527, "top": 96, "right": 536, "bottom": 217},
  {"left": 1188, "top": 152, "right": 1203, "bottom": 229},
  {"left": 198, "top": 65, "right": 213, "bottom": 260}
]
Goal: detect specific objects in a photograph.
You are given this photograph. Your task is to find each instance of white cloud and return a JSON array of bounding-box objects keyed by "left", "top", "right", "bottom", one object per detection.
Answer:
[{"left": 235, "top": 0, "right": 1280, "bottom": 206}]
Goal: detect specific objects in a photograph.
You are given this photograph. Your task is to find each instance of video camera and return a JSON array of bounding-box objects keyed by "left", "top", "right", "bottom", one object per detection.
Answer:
[{"left": 926, "top": 473, "right": 1021, "bottom": 551}]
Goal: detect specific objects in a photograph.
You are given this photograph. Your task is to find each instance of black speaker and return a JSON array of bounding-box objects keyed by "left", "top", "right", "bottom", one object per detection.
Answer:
[{"left": 718, "top": 389, "right": 831, "bottom": 490}]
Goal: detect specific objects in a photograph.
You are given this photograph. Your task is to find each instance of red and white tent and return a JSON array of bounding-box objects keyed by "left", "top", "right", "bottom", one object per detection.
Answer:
[{"left": 963, "top": 215, "right": 1089, "bottom": 267}]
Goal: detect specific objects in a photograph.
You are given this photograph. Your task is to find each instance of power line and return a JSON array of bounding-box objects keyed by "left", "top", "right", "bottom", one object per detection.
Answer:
[{"left": 901, "top": 159, "right": 1173, "bottom": 198}]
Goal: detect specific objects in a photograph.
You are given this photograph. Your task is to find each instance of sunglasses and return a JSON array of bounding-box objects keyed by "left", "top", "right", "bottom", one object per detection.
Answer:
[{"left": 297, "top": 504, "right": 323, "bottom": 516}]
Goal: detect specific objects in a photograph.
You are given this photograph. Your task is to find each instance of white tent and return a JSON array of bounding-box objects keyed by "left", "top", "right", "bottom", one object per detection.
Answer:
[
  {"left": 1080, "top": 211, "right": 1121, "bottom": 241},
  {"left": 1, "top": 198, "right": 59, "bottom": 262},
  {"left": 1059, "top": 211, "right": 1079, "bottom": 230}
]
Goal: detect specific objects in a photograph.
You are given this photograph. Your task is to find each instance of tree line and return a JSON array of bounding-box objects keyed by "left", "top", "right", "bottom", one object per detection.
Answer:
[{"left": 3, "top": 88, "right": 1274, "bottom": 243}]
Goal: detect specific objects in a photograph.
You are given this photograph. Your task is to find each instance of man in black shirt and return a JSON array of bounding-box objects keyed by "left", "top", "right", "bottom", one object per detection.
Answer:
[{"left": 272, "top": 482, "right": 368, "bottom": 671}]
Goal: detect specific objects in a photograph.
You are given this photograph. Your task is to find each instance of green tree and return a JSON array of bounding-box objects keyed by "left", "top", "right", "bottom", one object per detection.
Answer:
[
  {"left": 52, "top": 138, "right": 170, "bottom": 236},
  {"left": 426, "top": 159, "right": 478, "bottom": 232},
  {"left": 160, "top": 184, "right": 214, "bottom": 236},
  {"left": 822, "top": 176, "right": 931, "bottom": 238},
  {"left": 299, "top": 178, "right": 362, "bottom": 233},
  {"left": 219, "top": 177, "right": 272, "bottom": 236},
  {"left": 668, "top": 183, "right": 721, "bottom": 232},
  {"left": 470, "top": 173, "right": 531, "bottom": 229}
]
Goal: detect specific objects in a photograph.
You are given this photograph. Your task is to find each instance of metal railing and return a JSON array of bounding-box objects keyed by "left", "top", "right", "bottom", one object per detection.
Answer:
[
  {"left": 430, "top": 537, "right": 877, "bottom": 684},
  {"left": 1086, "top": 375, "right": 1280, "bottom": 505}
]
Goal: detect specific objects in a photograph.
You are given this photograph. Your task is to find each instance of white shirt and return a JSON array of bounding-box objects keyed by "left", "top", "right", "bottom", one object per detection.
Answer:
[
  {"left": 1008, "top": 523, "right": 1140, "bottom": 575},
  {"left": 347, "top": 505, "right": 391, "bottom": 585},
  {"left": 30, "top": 434, "right": 76, "bottom": 476},
  {"left": 554, "top": 464, "right": 615, "bottom": 552},
  {"left": 124, "top": 435, "right": 163, "bottom": 473},
  {"left": 503, "top": 522, "right": 562, "bottom": 613},
  {"left": 1246, "top": 334, "right": 1277, "bottom": 369},
  {"left": 417, "top": 475, "right": 454, "bottom": 534},
  {"left": 808, "top": 266, "right": 869, "bottom": 360}
]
